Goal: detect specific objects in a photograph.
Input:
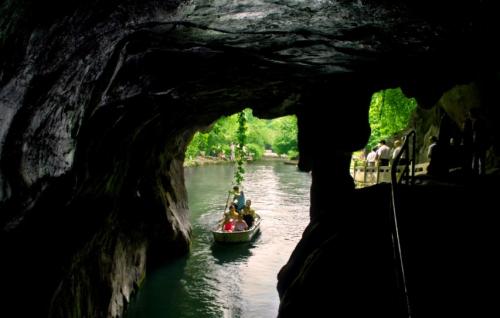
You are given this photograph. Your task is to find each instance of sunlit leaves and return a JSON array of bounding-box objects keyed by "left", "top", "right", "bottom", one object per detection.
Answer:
[
  {"left": 186, "top": 109, "right": 298, "bottom": 160},
  {"left": 272, "top": 116, "right": 298, "bottom": 157},
  {"left": 367, "top": 88, "right": 417, "bottom": 149}
]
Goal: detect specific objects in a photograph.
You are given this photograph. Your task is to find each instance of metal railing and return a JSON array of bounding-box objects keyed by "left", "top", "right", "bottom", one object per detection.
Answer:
[{"left": 390, "top": 130, "right": 416, "bottom": 317}]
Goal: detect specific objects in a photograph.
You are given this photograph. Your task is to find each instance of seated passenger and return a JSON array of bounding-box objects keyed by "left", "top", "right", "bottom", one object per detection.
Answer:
[
  {"left": 222, "top": 213, "right": 235, "bottom": 232},
  {"left": 228, "top": 204, "right": 239, "bottom": 219},
  {"left": 222, "top": 204, "right": 238, "bottom": 232},
  {"left": 242, "top": 199, "right": 256, "bottom": 228},
  {"left": 233, "top": 215, "right": 248, "bottom": 232}
]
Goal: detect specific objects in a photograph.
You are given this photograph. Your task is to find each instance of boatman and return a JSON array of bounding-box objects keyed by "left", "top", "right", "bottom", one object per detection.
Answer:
[{"left": 231, "top": 186, "right": 245, "bottom": 212}]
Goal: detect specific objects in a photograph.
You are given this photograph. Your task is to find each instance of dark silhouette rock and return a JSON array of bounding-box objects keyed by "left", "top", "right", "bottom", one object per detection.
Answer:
[{"left": 1, "top": 0, "right": 500, "bottom": 317}]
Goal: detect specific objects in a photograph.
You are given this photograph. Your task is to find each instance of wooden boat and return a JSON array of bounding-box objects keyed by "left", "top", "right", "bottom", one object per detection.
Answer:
[{"left": 212, "top": 214, "right": 261, "bottom": 243}]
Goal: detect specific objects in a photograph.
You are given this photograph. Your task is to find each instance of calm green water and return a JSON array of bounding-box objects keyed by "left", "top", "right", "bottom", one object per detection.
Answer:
[{"left": 127, "top": 160, "right": 311, "bottom": 318}]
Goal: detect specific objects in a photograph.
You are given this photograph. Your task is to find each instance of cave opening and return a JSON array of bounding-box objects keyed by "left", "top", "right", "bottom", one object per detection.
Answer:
[
  {"left": 1, "top": 1, "right": 500, "bottom": 317},
  {"left": 184, "top": 109, "right": 298, "bottom": 166},
  {"left": 126, "top": 108, "right": 307, "bottom": 317}
]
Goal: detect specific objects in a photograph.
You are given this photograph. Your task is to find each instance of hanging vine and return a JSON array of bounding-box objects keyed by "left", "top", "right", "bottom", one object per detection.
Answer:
[{"left": 233, "top": 110, "right": 247, "bottom": 185}]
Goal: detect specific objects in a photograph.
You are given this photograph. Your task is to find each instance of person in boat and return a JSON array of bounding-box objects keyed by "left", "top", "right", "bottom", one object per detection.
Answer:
[
  {"left": 222, "top": 213, "right": 235, "bottom": 232},
  {"left": 231, "top": 186, "right": 245, "bottom": 212},
  {"left": 242, "top": 199, "right": 256, "bottom": 228},
  {"left": 228, "top": 203, "right": 239, "bottom": 218},
  {"left": 233, "top": 214, "right": 248, "bottom": 232},
  {"left": 222, "top": 204, "right": 238, "bottom": 232}
]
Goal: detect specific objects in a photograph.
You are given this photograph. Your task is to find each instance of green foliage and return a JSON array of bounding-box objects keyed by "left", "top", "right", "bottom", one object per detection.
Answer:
[
  {"left": 205, "top": 116, "right": 238, "bottom": 156},
  {"left": 287, "top": 149, "right": 299, "bottom": 160},
  {"left": 233, "top": 111, "right": 248, "bottom": 185},
  {"left": 185, "top": 109, "right": 298, "bottom": 163},
  {"left": 272, "top": 116, "right": 298, "bottom": 155},
  {"left": 367, "top": 88, "right": 417, "bottom": 149},
  {"left": 246, "top": 143, "right": 264, "bottom": 159},
  {"left": 185, "top": 132, "right": 207, "bottom": 159}
]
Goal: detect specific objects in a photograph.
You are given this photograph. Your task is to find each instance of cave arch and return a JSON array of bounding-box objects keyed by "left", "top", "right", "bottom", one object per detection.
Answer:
[{"left": 1, "top": 1, "right": 499, "bottom": 317}]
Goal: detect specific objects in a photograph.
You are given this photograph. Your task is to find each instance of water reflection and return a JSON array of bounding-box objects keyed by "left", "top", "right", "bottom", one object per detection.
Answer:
[{"left": 210, "top": 237, "right": 259, "bottom": 265}]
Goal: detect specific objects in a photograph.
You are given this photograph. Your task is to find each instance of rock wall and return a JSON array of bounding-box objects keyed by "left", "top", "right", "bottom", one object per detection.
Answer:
[
  {"left": 411, "top": 81, "right": 500, "bottom": 168},
  {"left": 1, "top": 1, "right": 499, "bottom": 317}
]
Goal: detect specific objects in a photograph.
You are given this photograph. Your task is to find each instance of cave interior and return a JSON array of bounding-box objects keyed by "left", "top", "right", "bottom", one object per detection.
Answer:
[{"left": 1, "top": 1, "right": 499, "bottom": 317}]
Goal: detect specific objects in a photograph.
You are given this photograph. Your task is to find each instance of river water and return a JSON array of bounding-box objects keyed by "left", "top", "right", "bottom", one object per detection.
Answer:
[{"left": 127, "top": 160, "right": 311, "bottom": 318}]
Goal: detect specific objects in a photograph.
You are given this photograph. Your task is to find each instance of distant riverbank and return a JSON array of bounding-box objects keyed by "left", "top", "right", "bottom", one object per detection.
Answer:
[
  {"left": 184, "top": 156, "right": 230, "bottom": 167},
  {"left": 184, "top": 154, "right": 291, "bottom": 167}
]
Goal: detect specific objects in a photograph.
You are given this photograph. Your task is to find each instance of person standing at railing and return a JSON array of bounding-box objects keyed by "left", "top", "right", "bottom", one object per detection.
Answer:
[
  {"left": 392, "top": 139, "right": 409, "bottom": 165},
  {"left": 376, "top": 140, "right": 391, "bottom": 166},
  {"left": 470, "top": 108, "right": 489, "bottom": 175},
  {"left": 427, "top": 136, "right": 447, "bottom": 176},
  {"left": 366, "top": 147, "right": 378, "bottom": 166},
  {"left": 448, "top": 137, "right": 462, "bottom": 170},
  {"left": 437, "top": 112, "right": 462, "bottom": 174},
  {"left": 462, "top": 111, "right": 473, "bottom": 175}
]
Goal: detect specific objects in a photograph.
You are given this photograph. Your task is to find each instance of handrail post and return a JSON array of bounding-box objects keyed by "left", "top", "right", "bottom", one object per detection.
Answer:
[
  {"left": 363, "top": 161, "right": 368, "bottom": 185},
  {"left": 376, "top": 164, "right": 380, "bottom": 184},
  {"left": 353, "top": 160, "right": 357, "bottom": 181}
]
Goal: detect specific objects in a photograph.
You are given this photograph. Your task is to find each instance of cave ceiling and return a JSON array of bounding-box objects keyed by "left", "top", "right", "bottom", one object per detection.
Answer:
[
  {"left": 40, "top": 0, "right": 492, "bottom": 115},
  {"left": 94, "top": 0, "right": 493, "bottom": 115},
  {"left": 1, "top": 1, "right": 494, "bottom": 115},
  {"left": 0, "top": 0, "right": 497, "bottom": 206},
  {"left": 178, "top": 0, "right": 438, "bottom": 72}
]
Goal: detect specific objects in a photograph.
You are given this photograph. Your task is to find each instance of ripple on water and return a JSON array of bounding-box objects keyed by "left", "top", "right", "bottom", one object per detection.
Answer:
[{"left": 127, "top": 160, "right": 311, "bottom": 318}]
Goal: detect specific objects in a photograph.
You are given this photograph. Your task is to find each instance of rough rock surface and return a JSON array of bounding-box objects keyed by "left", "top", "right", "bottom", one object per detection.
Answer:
[{"left": 1, "top": 1, "right": 499, "bottom": 317}]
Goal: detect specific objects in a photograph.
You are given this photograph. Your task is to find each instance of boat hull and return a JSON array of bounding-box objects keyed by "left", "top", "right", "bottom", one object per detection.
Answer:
[{"left": 212, "top": 215, "right": 261, "bottom": 243}]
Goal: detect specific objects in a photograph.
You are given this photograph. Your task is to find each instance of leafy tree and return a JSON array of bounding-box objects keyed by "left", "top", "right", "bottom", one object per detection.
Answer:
[
  {"left": 245, "top": 143, "right": 264, "bottom": 159},
  {"left": 185, "top": 109, "right": 298, "bottom": 162},
  {"left": 246, "top": 112, "right": 269, "bottom": 151},
  {"left": 205, "top": 116, "right": 237, "bottom": 156},
  {"left": 367, "top": 88, "right": 417, "bottom": 149},
  {"left": 185, "top": 132, "right": 207, "bottom": 159},
  {"left": 272, "top": 115, "right": 298, "bottom": 156}
]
